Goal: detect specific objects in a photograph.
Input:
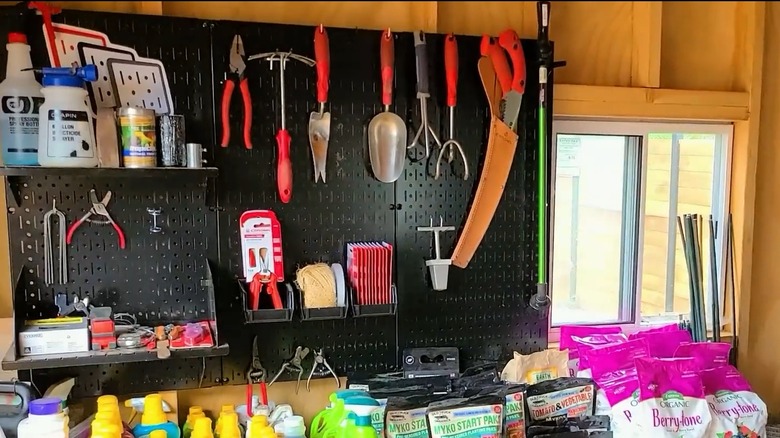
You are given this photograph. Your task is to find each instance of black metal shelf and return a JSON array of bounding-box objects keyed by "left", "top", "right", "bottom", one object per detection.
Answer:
[
  {"left": 1, "top": 342, "right": 230, "bottom": 371},
  {"left": 0, "top": 166, "right": 218, "bottom": 178}
]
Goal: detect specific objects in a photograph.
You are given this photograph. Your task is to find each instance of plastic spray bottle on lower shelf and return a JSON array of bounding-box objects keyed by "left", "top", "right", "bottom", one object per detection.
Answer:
[
  {"left": 182, "top": 406, "right": 206, "bottom": 438},
  {"left": 130, "top": 394, "right": 181, "bottom": 438}
]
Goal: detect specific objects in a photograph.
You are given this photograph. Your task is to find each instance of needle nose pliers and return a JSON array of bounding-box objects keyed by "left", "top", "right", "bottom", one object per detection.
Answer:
[
  {"left": 66, "top": 189, "right": 126, "bottom": 249},
  {"left": 220, "top": 34, "right": 252, "bottom": 149}
]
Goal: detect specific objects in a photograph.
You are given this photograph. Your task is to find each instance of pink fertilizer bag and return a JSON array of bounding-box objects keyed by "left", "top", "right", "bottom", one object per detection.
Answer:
[
  {"left": 628, "top": 324, "right": 680, "bottom": 339},
  {"left": 631, "top": 329, "right": 692, "bottom": 358},
  {"left": 700, "top": 365, "right": 767, "bottom": 438},
  {"left": 559, "top": 325, "right": 622, "bottom": 377},
  {"left": 634, "top": 357, "right": 713, "bottom": 437},
  {"left": 674, "top": 342, "right": 731, "bottom": 370},
  {"left": 586, "top": 338, "right": 650, "bottom": 436}
]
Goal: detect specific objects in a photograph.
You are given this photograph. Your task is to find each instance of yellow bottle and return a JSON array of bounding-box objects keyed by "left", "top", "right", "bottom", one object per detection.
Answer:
[
  {"left": 214, "top": 405, "right": 235, "bottom": 437},
  {"left": 219, "top": 412, "right": 241, "bottom": 438},
  {"left": 91, "top": 419, "right": 121, "bottom": 438},
  {"left": 249, "top": 424, "right": 275, "bottom": 438},
  {"left": 247, "top": 415, "right": 268, "bottom": 437},
  {"left": 191, "top": 417, "right": 214, "bottom": 438},
  {"left": 183, "top": 406, "right": 206, "bottom": 438},
  {"left": 130, "top": 394, "right": 180, "bottom": 438}
]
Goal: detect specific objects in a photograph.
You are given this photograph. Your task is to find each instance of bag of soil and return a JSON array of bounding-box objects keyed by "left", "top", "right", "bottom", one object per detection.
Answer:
[
  {"left": 385, "top": 394, "right": 451, "bottom": 438},
  {"left": 426, "top": 395, "right": 504, "bottom": 438},
  {"left": 525, "top": 377, "right": 596, "bottom": 425}
]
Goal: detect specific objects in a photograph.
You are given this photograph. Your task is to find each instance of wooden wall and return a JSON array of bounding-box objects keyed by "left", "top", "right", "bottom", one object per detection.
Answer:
[{"left": 1, "top": 0, "right": 777, "bottom": 417}]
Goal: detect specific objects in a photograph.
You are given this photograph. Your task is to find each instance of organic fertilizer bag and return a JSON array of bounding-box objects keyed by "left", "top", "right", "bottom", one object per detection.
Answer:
[
  {"left": 573, "top": 333, "right": 628, "bottom": 377},
  {"left": 700, "top": 365, "right": 767, "bottom": 438},
  {"left": 586, "top": 338, "right": 650, "bottom": 435},
  {"left": 631, "top": 329, "right": 692, "bottom": 358},
  {"left": 628, "top": 324, "right": 680, "bottom": 339},
  {"left": 364, "top": 376, "right": 451, "bottom": 437},
  {"left": 525, "top": 377, "right": 595, "bottom": 425},
  {"left": 559, "top": 325, "right": 622, "bottom": 376},
  {"left": 634, "top": 357, "right": 712, "bottom": 437},
  {"left": 426, "top": 395, "right": 503, "bottom": 438},
  {"left": 674, "top": 342, "right": 731, "bottom": 370},
  {"left": 385, "top": 395, "right": 449, "bottom": 438}
]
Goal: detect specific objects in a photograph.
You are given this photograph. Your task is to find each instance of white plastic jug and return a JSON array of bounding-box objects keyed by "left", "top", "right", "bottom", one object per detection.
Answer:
[
  {"left": 37, "top": 65, "right": 98, "bottom": 168},
  {"left": 0, "top": 32, "right": 43, "bottom": 166},
  {"left": 17, "top": 397, "right": 68, "bottom": 438}
]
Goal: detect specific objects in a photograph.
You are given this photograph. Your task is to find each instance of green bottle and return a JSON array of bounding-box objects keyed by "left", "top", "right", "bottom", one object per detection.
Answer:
[{"left": 339, "top": 396, "right": 380, "bottom": 438}]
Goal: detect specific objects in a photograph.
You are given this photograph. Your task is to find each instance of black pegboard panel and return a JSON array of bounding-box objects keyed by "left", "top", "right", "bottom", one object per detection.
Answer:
[
  {"left": 395, "top": 36, "right": 551, "bottom": 363},
  {"left": 211, "top": 20, "right": 551, "bottom": 383},
  {"left": 0, "top": 7, "right": 223, "bottom": 397},
  {"left": 212, "top": 22, "right": 403, "bottom": 384}
]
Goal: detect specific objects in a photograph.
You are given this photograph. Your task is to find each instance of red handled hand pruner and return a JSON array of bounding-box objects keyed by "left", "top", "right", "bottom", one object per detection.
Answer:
[
  {"left": 220, "top": 34, "right": 252, "bottom": 149},
  {"left": 248, "top": 271, "right": 283, "bottom": 310},
  {"left": 66, "top": 189, "right": 126, "bottom": 249}
]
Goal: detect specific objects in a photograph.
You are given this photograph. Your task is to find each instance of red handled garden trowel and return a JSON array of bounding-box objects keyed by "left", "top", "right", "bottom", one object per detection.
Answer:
[{"left": 309, "top": 25, "right": 331, "bottom": 183}]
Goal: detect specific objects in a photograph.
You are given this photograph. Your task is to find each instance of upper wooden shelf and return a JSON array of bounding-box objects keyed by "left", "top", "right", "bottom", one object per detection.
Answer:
[{"left": 0, "top": 166, "right": 218, "bottom": 178}]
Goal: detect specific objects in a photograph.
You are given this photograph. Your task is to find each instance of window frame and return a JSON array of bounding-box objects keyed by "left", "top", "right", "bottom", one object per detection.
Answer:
[{"left": 547, "top": 119, "right": 734, "bottom": 343}]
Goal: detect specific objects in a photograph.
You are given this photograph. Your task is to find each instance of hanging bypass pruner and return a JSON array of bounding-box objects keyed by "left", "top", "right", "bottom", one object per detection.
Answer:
[
  {"left": 307, "top": 348, "right": 339, "bottom": 392},
  {"left": 268, "top": 346, "right": 310, "bottom": 394},
  {"left": 246, "top": 335, "right": 268, "bottom": 417},
  {"left": 66, "top": 189, "right": 126, "bottom": 249}
]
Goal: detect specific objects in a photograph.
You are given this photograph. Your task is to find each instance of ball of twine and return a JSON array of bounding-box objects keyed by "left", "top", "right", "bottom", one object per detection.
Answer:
[{"left": 295, "top": 263, "right": 337, "bottom": 308}]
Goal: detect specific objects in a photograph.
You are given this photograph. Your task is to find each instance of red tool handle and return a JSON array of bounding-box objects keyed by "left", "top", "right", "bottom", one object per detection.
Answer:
[
  {"left": 275, "top": 129, "right": 293, "bottom": 203},
  {"left": 498, "top": 29, "right": 526, "bottom": 93},
  {"left": 249, "top": 276, "right": 261, "bottom": 310},
  {"left": 111, "top": 222, "right": 127, "bottom": 249},
  {"left": 444, "top": 34, "right": 458, "bottom": 107},
  {"left": 246, "top": 384, "right": 253, "bottom": 417},
  {"left": 220, "top": 79, "right": 234, "bottom": 147},
  {"left": 239, "top": 77, "right": 253, "bottom": 149},
  {"left": 380, "top": 29, "right": 394, "bottom": 106},
  {"left": 260, "top": 381, "right": 268, "bottom": 405},
  {"left": 314, "top": 25, "right": 330, "bottom": 104},
  {"left": 268, "top": 282, "right": 283, "bottom": 310},
  {"left": 65, "top": 217, "right": 87, "bottom": 245},
  {"left": 479, "top": 35, "right": 511, "bottom": 94}
]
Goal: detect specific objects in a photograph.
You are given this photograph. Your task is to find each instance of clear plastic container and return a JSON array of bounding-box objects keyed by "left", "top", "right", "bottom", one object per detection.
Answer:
[
  {"left": 0, "top": 32, "right": 43, "bottom": 166},
  {"left": 17, "top": 397, "right": 69, "bottom": 438}
]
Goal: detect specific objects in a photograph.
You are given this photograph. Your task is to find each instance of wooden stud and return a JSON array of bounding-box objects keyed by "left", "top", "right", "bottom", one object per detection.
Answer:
[{"left": 630, "top": 1, "right": 662, "bottom": 88}]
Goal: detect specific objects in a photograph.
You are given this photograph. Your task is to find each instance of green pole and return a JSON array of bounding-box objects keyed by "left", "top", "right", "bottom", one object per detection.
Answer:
[{"left": 531, "top": 1, "right": 552, "bottom": 310}]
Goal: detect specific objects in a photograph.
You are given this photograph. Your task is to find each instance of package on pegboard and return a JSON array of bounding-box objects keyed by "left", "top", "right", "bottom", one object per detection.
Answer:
[{"left": 240, "top": 210, "right": 284, "bottom": 281}]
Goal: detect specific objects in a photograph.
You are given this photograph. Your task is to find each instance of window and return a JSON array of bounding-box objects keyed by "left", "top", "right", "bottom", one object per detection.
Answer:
[{"left": 548, "top": 120, "right": 732, "bottom": 334}]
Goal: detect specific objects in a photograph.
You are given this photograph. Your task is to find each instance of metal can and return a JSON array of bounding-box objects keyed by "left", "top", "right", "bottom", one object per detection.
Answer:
[
  {"left": 185, "top": 143, "right": 204, "bottom": 168},
  {"left": 158, "top": 114, "right": 185, "bottom": 167},
  {"left": 118, "top": 107, "right": 157, "bottom": 168}
]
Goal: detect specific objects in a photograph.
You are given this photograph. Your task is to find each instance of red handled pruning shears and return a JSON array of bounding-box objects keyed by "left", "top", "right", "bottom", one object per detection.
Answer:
[
  {"left": 248, "top": 271, "right": 283, "bottom": 310},
  {"left": 66, "top": 189, "right": 126, "bottom": 249}
]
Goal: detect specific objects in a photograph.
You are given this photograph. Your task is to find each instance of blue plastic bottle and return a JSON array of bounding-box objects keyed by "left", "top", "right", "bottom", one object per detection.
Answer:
[
  {"left": 0, "top": 32, "right": 43, "bottom": 166},
  {"left": 131, "top": 394, "right": 181, "bottom": 438}
]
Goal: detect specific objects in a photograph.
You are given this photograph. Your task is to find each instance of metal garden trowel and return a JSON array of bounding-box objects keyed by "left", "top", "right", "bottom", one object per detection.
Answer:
[{"left": 309, "top": 25, "right": 331, "bottom": 183}]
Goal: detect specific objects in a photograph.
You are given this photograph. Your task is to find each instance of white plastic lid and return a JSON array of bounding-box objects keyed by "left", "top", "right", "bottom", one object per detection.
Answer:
[{"left": 283, "top": 415, "right": 306, "bottom": 436}]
